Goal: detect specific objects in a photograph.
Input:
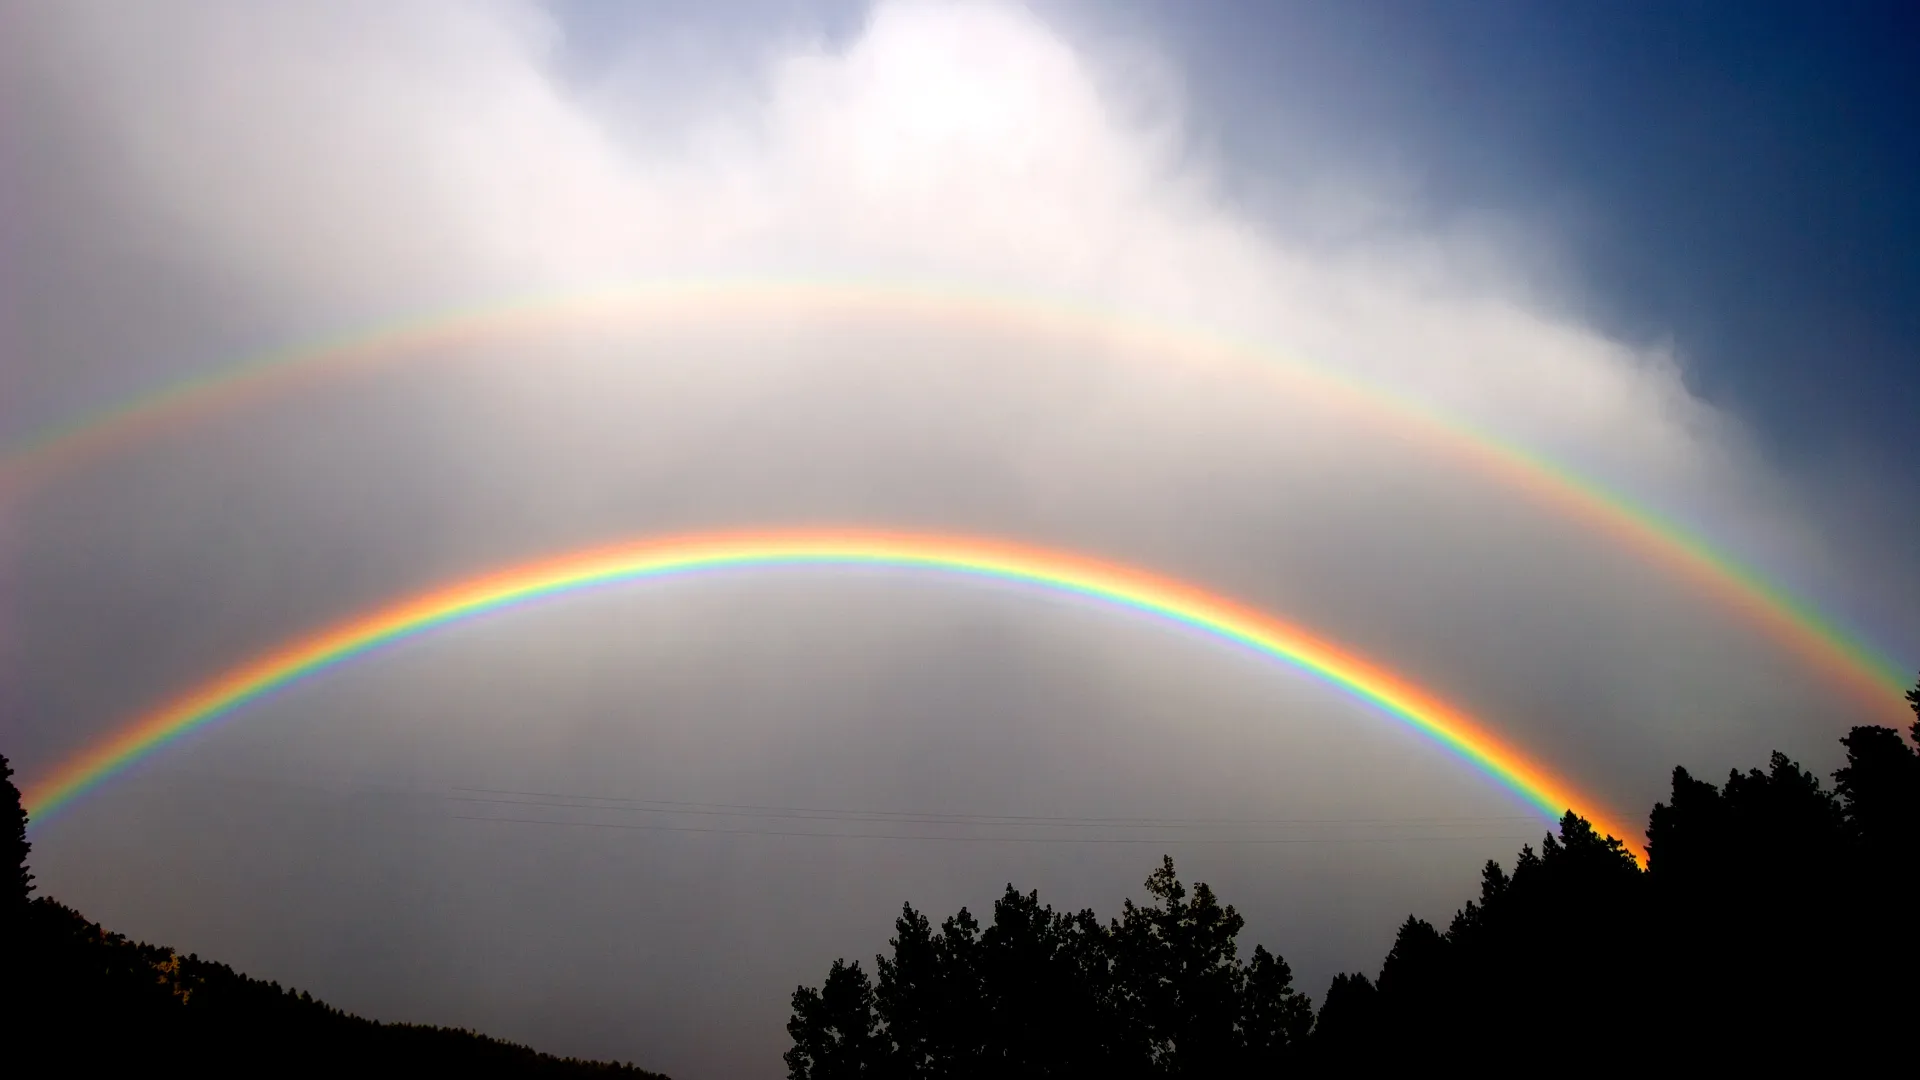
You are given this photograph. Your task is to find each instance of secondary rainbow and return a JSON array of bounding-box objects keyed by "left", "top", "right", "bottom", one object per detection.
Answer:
[
  {"left": 19, "top": 529, "right": 1645, "bottom": 859},
  {"left": 0, "top": 277, "right": 1906, "bottom": 718}
]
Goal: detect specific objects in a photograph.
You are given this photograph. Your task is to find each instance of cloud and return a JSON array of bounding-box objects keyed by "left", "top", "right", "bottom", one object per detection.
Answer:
[{"left": 4, "top": 1, "right": 1907, "bottom": 1075}]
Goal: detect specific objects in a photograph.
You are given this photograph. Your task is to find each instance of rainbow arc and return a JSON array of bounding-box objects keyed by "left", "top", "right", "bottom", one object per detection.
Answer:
[
  {"left": 21, "top": 529, "right": 1648, "bottom": 862},
  {"left": 1, "top": 278, "right": 1905, "bottom": 720}
]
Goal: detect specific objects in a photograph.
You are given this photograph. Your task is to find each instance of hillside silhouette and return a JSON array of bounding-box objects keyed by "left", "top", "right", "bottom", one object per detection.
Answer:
[
  {"left": 786, "top": 673, "right": 1920, "bottom": 1075},
  {"left": 4, "top": 757, "right": 669, "bottom": 1076},
  {"left": 8, "top": 673, "right": 1915, "bottom": 1075}
]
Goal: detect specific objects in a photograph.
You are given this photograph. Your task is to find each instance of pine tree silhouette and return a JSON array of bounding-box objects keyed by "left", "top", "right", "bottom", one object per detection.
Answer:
[
  {"left": 3, "top": 755, "right": 30, "bottom": 913},
  {"left": 785, "top": 857, "right": 1313, "bottom": 1077}
]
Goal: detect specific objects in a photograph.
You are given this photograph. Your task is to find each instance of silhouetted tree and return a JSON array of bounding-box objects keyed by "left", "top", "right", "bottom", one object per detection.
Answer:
[
  {"left": 977, "top": 886, "right": 1112, "bottom": 1075},
  {"left": 3, "top": 753, "right": 33, "bottom": 1011},
  {"left": 1239, "top": 944, "right": 1312, "bottom": 1070},
  {"left": 874, "top": 902, "right": 986, "bottom": 1076},
  {"left": 1371, "top": 916, "right": 1449, "bottom": 1054},
  {"left": 3, "top": 754, "right": 29, "bottom": 913},
  {"left": 1307, "top": 810, "right": 1645, "bottom": 1061},
  {"left": 786, "top": 858, "right": 1310, "bottom": 1078},
  {"left": 1833, "top": 713, "right": 1920, "bottom": 1042},
  {"left": 1303, "top": 686, "right": 1920, "bottom": 1067},
  {"left": 1639, "top": 723, "right": 1920, "bottom": 1063},
  {"left": 1834, "top": 725, "right": 1920, "bottom": 858},
  {"left": 1108, "top": 856, "right": 1250, "bottom": 1075},
  {"left": 1305, "top": 972, "right": 1378, "bottom": 1065},
  {"left": 786, "top": 958, "right": 886, "bottom": 1079}
]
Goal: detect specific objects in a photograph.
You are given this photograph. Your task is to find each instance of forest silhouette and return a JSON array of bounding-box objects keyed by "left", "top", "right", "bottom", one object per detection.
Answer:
[
  {"left": 786, "top": 675, "right": 1920, "bottom": 1076},
  {"left": 8, "top": 673, "right": 1917, "bottom": 1073},
  {"left": 4, "top": 757, "right": 668, "bottom": 1075}
]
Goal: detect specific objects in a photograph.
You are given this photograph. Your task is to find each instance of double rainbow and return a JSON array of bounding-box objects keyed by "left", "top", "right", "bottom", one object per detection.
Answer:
[{"left": 3, "top": 279, "right": 1906, "bottom": 720}]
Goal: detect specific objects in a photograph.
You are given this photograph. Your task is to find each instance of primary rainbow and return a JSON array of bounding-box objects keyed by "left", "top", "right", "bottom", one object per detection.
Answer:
[
  {"left": 0, "top": 277, "right": 1907, "bottom": 719},
  {"left": 19, "top": 529, "right": 1646, "bottom": 859}
]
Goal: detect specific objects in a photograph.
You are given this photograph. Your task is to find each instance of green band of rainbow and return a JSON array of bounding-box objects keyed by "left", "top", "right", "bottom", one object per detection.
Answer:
[
  {"left": 1, "top": 278, "right": 1905, "bottom": 720},
  {"left": 20, "top": 530, "right": 1645, "bottom": 861}
]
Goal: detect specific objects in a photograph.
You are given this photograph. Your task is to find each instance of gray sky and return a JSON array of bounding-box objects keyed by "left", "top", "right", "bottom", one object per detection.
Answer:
[{"left": 3, "top": 3, "right": 1913, "bottom": 1076}]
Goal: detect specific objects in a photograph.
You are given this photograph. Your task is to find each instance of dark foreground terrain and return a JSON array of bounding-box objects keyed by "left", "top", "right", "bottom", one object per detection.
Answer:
[
  {"left": 4, "top": 758, "right": 667, "bottom": 1076},
  {"left": 22, "top": 898, "right": 673, "bottom": 1075},
  {"left": 786, "top": 677, "right": 1920, "bottom": 1075},
  {"left": 8, "top": 674, "right": 1918, "bottom": 1076}
]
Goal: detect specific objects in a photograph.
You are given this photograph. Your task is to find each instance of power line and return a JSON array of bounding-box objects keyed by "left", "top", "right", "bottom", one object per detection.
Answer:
[
  {"left": 112, "top": 769, "right": 1554, "bottom": 840},
  {"left": 454, "top": 814, "right": 1540, "bottom": 846},
  {"left": 448, "top": 786, "right": 1540, "bottom": 829}
]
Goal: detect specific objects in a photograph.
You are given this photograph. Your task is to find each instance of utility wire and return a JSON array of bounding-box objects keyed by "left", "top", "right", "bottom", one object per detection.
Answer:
[
  {"left": 449, "top": 785, "right": 1540, "bottom": 828},
  {"left": 113, "top": 769, "right": 1554, "bottom": 840},
  {"left": 454, "top": 814, "right": 1540, "bottom": 846}
]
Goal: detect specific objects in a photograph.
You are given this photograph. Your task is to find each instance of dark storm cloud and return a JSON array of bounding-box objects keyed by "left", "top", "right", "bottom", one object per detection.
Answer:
[{"left": 3, "top": 2, "right": 1912, "bottom": 1077}]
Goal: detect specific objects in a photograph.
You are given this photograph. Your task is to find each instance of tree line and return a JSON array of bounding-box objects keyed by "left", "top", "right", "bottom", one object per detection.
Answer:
[
  {"left": 7, "top": 676, "right": 1915, "bottom": 1072},
  {"left": 2, "top": 756, "right": 668, "bottom": 1075},
  {"left": 785, "top": 675, "right": 1920, "bottom": 1075}
]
